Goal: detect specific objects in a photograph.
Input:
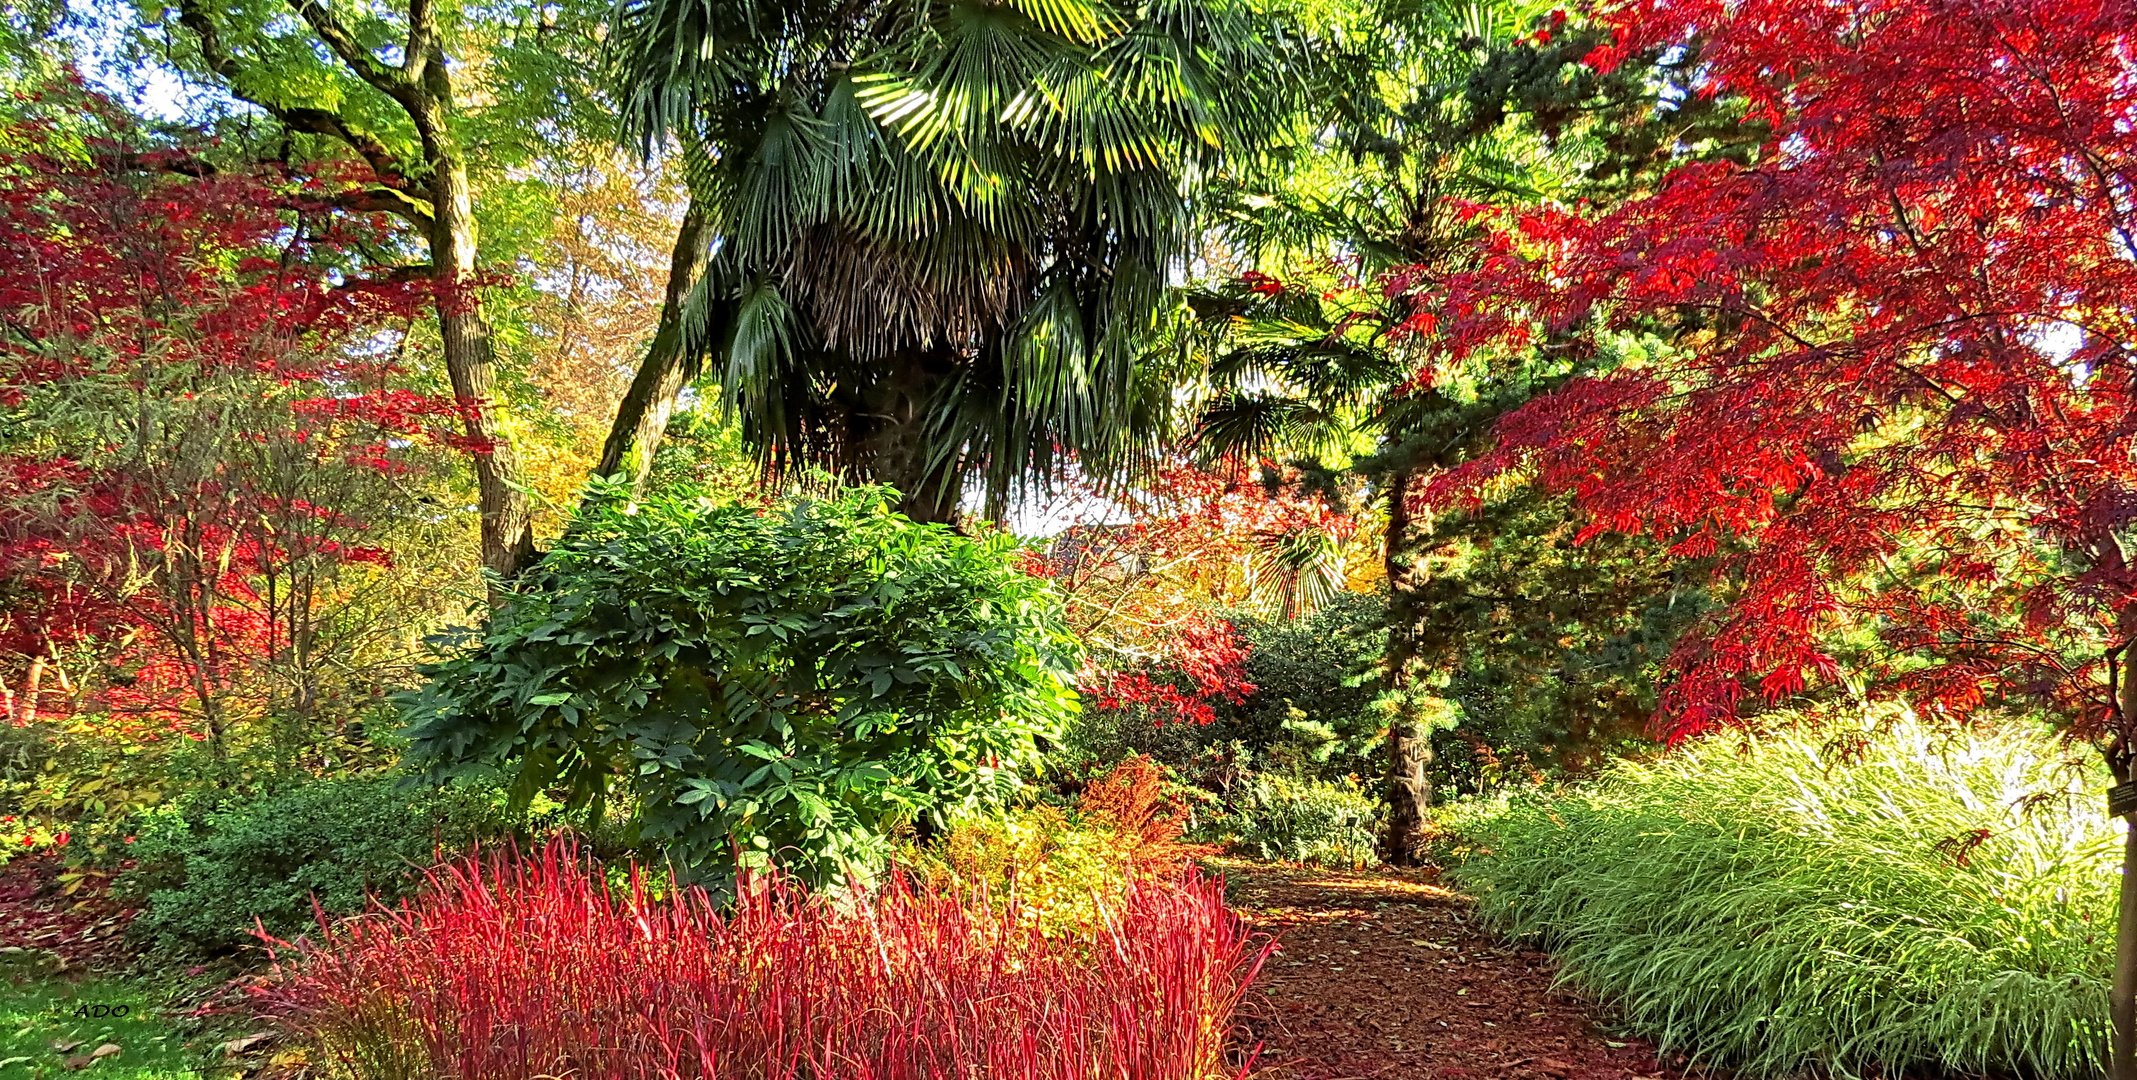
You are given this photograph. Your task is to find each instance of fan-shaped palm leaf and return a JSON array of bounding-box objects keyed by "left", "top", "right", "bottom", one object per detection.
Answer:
[{"left": 605, "top": 0, "right": 1306, "bottom": 520}]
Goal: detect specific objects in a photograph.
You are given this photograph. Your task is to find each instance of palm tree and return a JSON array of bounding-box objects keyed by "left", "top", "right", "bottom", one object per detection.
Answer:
[{"left": 596, "top": 0, "right": 1304, "bottom": 522}]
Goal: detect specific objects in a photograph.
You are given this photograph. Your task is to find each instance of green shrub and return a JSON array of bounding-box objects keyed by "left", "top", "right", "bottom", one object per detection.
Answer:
[
  {"left": 1230, "top": 594, "right": 1387, "bottom": 781},
  {"left": 1061, "top": 593, "right": 1386, "bottom": 791},
  {"left": 1212, "top": 773, "right": 1379, "bottom": 868},
  {"left": 118, "top": 775, "right": 502, "bottom": 955},
  {"left": 402, "top": 485, "right": 1081, "bottom": 885},
  {"left": 1443, "top": 713, "right": 2116, "bottom": 1079}
]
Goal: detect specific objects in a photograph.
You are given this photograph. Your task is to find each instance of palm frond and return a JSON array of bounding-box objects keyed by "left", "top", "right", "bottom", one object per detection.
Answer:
[{"left": 606, "top": 0, "right": 1304, "bottom": 516}]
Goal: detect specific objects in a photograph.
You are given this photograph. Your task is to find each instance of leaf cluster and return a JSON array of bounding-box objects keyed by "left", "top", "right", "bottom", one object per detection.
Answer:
[
  {"left": 607, "top": 0, "right": 1309, "bottom": 512},
  {"left": 117, "top": 774, "right": 504, "bottom": 955}
]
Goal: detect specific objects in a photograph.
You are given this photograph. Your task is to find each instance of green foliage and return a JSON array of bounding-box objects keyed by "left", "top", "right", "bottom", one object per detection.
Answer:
[
  {"left": 905, "top": 804, "right": 1165, "bottom": 936},
  {"left": 117, "top": 776, "right": 501, "bottom": 955},
  {"left": 1174, "top": 0, "right": 1757, "bottom": 833},
  {"left": 1443, "top": 714, "right": 2116, "bottom": 1079},
  {"left": 607, "top": 0, "right": 1305, "bottom": 513},
  {"left": 1233, "top": 593, "right": 1388, "bottom": 779},
  {"left": 402, "top": 484, "right": 1081, "bottom": 884},
  {"left": 641, "top": 393, "right": 762, "bottom": 502},
  {"left": 1209, "top": 773, "right": 1378, "bottom": 867},
  {"left": 1427, "top": 487, "right": 1708, "bottom": 788},
  {"left": 1062, "top": 593, "right": 1386, "bottom": 790},
  {"left": 4, "top": 700, "right": 408, "bottom": 861}
]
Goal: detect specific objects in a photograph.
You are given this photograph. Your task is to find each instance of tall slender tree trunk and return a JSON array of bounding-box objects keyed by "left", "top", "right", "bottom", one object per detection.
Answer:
[
  {"left": 174, "top": 0, "right": 538, "bottom": 594},
  {"left": 1380, "top": 466, "right": 1433, "bottom": 865},
  {"left": 2114, "top": 797, "right": 2137, "bottom": 1080},
  {"left": 409, "top": 69, "right": 535, "bottom": 592},
  {"left": 591, "top": 202, "right": 714, "bottom": 497},
  {"left": 2110, "top": 634, "right": 2137, "bottom": 1080}
]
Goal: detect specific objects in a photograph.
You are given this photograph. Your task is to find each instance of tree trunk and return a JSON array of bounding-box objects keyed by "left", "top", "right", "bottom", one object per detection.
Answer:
[
  {"left": 2114, "top": 796, "right": 2137, "bottom": 1080},
  {"left": 410, "top": 73, "right": 535, "bottom": 592},
  {"left": 174, "top": 0, "right": 536, "bottom": 593},
  {"left": 591, "top": 201, "right": 714, "bottom": 497},
  {"left": 892, "top": 473, "right": 963, "bottom": 525},
  {"left": 2112, "top": 636, "right": 2137, "bottom": 1080},
  {"left": 1380, "top": 466, "right": 1433, "bottom": 865},
  {"left": 850, "top": 346, "right": 963, "bottom": 525}
]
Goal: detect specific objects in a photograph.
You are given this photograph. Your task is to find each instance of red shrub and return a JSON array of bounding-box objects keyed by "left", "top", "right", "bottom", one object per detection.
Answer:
[{"left": 253, "top": 839, "right": 1270, "bottom": 1080}]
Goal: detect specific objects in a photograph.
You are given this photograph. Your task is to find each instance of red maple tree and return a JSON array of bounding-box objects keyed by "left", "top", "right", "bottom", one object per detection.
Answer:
[
  {"left": 0, "top": 113, "right": 465, "bottom": 779},
  {"left": 1411, "top": 0, "right": 2137, "bottom": 1066}
]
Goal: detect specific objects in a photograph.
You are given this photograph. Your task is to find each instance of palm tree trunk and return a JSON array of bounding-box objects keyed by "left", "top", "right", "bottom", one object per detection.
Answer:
[
  {"left": 591, "top": 201, "right": 715, "bottom": 497},
  {"left": 1380, "top": 466, "right": 1433, "bottom": 865},
  {"left": 851, "top": 346, "right": 963, "bottom": 525}
]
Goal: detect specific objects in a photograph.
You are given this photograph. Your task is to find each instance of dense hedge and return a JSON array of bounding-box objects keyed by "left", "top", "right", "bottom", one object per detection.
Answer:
[
  {"left": 119, "top": 775, "right": 502, "bottom": 954},
  {"left": 1441, "top": 715, "right": 2117, "bottom": 1079}
]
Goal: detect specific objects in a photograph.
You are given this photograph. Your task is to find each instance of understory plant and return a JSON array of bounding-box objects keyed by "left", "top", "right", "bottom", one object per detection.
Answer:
[
  {"left": 256, "top": 839, "right": 1270, "bottom": 1080},
  {"left": 118, "top": 775, "right": 505, "bottom": 954},
  {"left": 402, "top": 484, "right": 1080, "bottom": 885},
  {"left": 911, "top": 755, "right": 1191, "bottom": 933},
  {"left": 1445, "top": 713, "right": 2117, "bottom": 1079},
  {"left": 1208, "top": 773, "right": 1379, "bottom": 868}
]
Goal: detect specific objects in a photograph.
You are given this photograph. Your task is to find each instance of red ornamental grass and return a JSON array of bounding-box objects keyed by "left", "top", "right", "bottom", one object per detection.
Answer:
[{"left": 253, "top": 839, "right": 1271, "bottom": 1080}]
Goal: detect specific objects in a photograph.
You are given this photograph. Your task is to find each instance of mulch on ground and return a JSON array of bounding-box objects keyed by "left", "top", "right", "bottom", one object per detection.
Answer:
[
  {"left": 0, "top": 855, "right": 136, "bottom": 973},
  {"left": 1219, "top": 858, "right": 1705, "bottom": 1080}
]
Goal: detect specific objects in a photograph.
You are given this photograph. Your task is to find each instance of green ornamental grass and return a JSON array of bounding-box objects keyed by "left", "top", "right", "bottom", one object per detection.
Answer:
[{"left": 1443, "top": 714, "right": 2118, "bottom": 1079}]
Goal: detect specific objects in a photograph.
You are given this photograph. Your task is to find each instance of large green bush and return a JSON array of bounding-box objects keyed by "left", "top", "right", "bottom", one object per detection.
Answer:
[
  {"left": 1443, "top": 714, "right": 2116, "bottom": 1079},
  {"left": 402, "top": 486, "right": 1080, "bottom": 883},
  {"left": 118, "top": 775, "right": 501, "bottom": 954}
]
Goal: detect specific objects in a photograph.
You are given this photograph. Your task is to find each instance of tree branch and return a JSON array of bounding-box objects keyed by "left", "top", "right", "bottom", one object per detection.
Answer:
[
  {"left": 172, "top": 0, "right": 434, "bottom": 226},
  {"left": 287, "top": 0, "right": 412, "bottom": 99},
  {"left": 324, "top": 186, "right": 434, "bottom": 221},
  {"left": 404, "top": 0, "right": 437, "bottom": 85}
]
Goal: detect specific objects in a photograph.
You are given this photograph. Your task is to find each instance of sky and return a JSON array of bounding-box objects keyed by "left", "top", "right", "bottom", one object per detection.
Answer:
[{"left": 58, "top": 0, "right": 200, "bottom": 122}]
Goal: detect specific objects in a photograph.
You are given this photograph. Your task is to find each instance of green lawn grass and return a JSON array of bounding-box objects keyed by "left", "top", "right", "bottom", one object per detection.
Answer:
[{"left": 1, "top": 966, "right": 235, "bottom": 1079}]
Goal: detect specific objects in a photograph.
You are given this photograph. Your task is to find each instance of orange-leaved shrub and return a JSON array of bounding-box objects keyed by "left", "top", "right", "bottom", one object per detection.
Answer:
[
  {"left": 253, "top": 838, "right": 1270, "bottom": 1080},
  {"left": 914, "top": 755, "right": 1193, "bottom": 934},
  {"left": 1076, "top": 753, "right": 1189, "bottom": 851}
]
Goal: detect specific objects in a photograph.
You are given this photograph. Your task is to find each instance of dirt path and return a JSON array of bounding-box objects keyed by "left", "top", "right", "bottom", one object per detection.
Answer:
[{"left": 1217, "top": 858, "right": 1698, "bottom": 1080}]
